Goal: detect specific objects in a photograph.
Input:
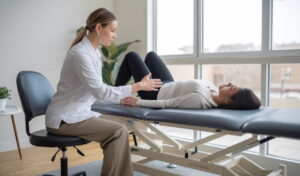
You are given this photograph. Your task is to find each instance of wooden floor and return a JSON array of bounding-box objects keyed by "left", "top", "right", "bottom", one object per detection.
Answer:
[{"left": 0, "top": 142, "right": 102, "bottom": 176}]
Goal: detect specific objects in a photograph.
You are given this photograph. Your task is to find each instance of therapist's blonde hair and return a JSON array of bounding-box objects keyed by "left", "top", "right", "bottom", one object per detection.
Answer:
[{"left": 70, "top": 8, "right": 116, "bottom": 49}]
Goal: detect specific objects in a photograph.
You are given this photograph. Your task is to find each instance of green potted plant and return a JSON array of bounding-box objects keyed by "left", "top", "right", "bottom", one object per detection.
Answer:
[
  {"left": 0, "top": 87, "right": 11, "bottom": 112},
  {"left": 101, "top": 40, "right": 140, "bottom": 85},
  {"left": 77, "top": 27, "right": 140, "bottom": 85}
]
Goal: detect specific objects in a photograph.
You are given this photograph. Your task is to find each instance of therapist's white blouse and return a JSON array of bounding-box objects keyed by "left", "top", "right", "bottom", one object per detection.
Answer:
[{"left": 46, "top": 37, "right": 132, "bottom": 129}]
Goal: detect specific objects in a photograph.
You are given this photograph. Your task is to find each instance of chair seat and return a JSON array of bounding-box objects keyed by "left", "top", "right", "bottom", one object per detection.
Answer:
[{"left": 30, "top": 129, "right": 90, "bottom": 147}]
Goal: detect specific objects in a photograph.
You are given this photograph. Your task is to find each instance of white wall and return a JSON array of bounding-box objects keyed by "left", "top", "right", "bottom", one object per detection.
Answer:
[
  {"left": 0, "top": 0, "right": 113, "bottom": 152},
  {"left": 113, "top": 0, "right": 148, "bottom": 57},
  {"left": 0, "top": 0, "right": 147, "bottom": 153},
  {"left": 110, "top": 0, "right": 149, "bottom": 80}
]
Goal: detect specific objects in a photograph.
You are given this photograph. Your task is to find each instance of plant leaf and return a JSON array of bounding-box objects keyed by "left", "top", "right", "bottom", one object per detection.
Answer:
[
  {"left": 101, "top": 46, "right": 109, "bottom": 58},
  {"left": 109, "top": 40, "right": 141, "bottom": 60},
  {"left": 102, "top": 43, "right": 117, "bottom": 58},
  {"left": 102, "top": 64, "right": 111, "bottom": 84},
  {"left": 0, "top": 87, "right": 11, "bottom": 99},
  {"left": 117, "top": 40, "right": 140, "bottom": 51},
  {"left": 111, "top": 47, "right": 127, "bottom": 60},
  {"left": 99, "top": 39, "right": 140, "bottom": 85}
]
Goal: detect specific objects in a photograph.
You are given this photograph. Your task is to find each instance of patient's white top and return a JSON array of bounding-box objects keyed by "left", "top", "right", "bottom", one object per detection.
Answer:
[
  {"left": 136, "top": 80, "right": 218, "bottom": 109},
  {"left": 46, "top": 37, "right": 132, "bottom": 129}
]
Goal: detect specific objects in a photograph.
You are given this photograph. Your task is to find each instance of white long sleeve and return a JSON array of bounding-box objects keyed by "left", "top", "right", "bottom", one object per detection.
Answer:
[
  {"left": 136, "top": 80, "right": 218, "bottom": 109},
  {"left": 71, "top": 50, "right": 131, "bottom": 102},
  {"left": 136, "top": 93, "right": 210, "bottom": 109},
  {"left": 46, "top": 37, "right": 131, "bottom": 129}
]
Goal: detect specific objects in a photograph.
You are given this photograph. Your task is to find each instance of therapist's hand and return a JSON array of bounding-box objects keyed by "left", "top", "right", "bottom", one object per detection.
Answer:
[
  {"left": 121, "top": 97, "right": 138, "bottom": 107},
  {"left": 135, "top": 73, "right": 162, "bottom": 92}
]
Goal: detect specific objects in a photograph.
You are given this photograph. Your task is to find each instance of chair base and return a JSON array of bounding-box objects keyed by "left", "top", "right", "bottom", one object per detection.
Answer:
[
  {"left": 43, "top": 148, "right": 87, "bottom": 176},
  {"left": 43, "top": 172, "right": 86, "bottom": 176}
]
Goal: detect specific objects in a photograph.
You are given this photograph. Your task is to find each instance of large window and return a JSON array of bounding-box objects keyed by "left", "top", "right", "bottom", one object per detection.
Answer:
[
  {"left": 270, "top": 64, "right": 300, "bottom": 109},
  {"left": 268, "top": 64, "right": 300, "bottom": 161},
  {"left": 272, "top": 0, "right": 300, "bottom": 50},
  {"left": 153, "top": 0, "right": 300, "bottom": 163},
  {"left": 156, "top": 0, "right": 194, "bottom": 55},
  {"left": 202, "top": 64, "right": 261, "bottom": 152},
  {"left": 203, "top": 0, "right": 262, "bottom": 53},
  {"left": 202, "top": 64, "right": 261, "bottom": 94},
  {"left": 166, "top": 65, "right": 194, "bottom": 81},
  {"left": 155, "top": 0, "right": 300, "bottom": 56}
]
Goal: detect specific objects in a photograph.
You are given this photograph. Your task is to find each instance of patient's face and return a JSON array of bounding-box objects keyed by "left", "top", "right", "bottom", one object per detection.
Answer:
[{"left": 218, "top": 83, "right": 241, "bottom": 99}]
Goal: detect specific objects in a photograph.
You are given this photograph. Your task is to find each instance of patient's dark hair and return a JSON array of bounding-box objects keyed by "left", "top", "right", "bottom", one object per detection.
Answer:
[{"left": 220, "top": 88, "right": 261, "bottom": 110}]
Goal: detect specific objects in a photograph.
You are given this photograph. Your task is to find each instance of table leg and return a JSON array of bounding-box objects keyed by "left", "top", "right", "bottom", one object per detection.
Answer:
[{"left": 11, "top": 115, "right": 22, "bottom": 160}]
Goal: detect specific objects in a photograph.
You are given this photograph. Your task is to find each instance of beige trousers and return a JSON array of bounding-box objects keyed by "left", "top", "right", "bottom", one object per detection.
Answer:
[{"left": 47, "top": 117, "right": 134, "bottom": 176}]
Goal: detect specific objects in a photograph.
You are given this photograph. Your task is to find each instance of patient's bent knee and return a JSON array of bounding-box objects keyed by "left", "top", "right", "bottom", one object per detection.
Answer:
[
  {"left": 146, "top": 51, "right": 157, "bottom": 58},
  {"left": 125, "top": 51, "right": 139, "bottom": 60}
]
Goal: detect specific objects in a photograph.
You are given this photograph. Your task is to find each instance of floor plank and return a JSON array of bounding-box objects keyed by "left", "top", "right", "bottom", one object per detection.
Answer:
[{"left": 0, "top": 142, "right": 102, "bottom": 176}]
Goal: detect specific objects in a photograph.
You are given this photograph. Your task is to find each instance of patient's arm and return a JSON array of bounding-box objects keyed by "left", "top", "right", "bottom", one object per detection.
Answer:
[{"left": 127, "top": 93, "right": 209, "bottom": 109}]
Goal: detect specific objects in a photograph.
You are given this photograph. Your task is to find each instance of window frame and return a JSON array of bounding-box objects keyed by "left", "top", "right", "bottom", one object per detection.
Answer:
[
  {"left": 151, "top": 0, "right": 300, "bottom": 162},
  {"left": 153, "top": 0, "right": 198, "bottom": 58},
  {"left": 153, "top": 0, "right": 300, "bottom": 59}
]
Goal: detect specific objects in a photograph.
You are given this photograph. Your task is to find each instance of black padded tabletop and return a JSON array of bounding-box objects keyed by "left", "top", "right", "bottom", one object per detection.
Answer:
[
  {"left": 92, "top": 101, "right": 154, "bottom": 120},
  {"left": 242, "top": 108, "right": 300, "bottom": 139},
  {"left": 146, "top": 107, "right": 276, "bottom": 131}
]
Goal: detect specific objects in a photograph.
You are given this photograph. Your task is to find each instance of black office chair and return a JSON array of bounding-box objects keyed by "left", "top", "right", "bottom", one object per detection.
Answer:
[{"left": 17, "top": 71, "right": 90, "bottom": 176}]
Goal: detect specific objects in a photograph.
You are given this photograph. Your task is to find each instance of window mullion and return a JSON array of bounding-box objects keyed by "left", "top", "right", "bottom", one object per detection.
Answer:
[
  {"left": 194, "top": 64, "right": 201, "bottom": 79},
  {"left": 147, "top": 0, "right": 155, "bottom": 52},
  {"left": 261, "top": 0, "right": 272, "bottom": 157},
  {"left": 152, "top": 0, "right": 157, "bottom": 52},
  {"left": 197, "top": 0, "right": 204, "bottom": 56},
  {"left": 261, "top": 63, "right": 270, "bottom": 107},
  {"left": 194, "top": 0, "right": 199, "bottom": 57},
  {"left": 262, "top": 0, "right": 272, "bottom": 53},
  {"left": 194, "top": 0, "right": 202, "bottom": 141},
  {"left": 260, "top": 63, "right": 270, "bottom": 156},
  {"left": 193, "top": 63, "right": 201, "bottom": 140}
]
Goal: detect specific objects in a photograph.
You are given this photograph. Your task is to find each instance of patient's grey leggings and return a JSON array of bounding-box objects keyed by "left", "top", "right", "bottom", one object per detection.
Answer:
[{"left": 115, "top": 51, "right": 174, "bottom": 100}]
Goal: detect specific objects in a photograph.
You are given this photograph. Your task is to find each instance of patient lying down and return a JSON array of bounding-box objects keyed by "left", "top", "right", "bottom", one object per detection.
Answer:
[
  {"left": 116, "top": 52, "right": 261, "bottom": 110},
  {"left": 121, "top": 80, "right": 261, "bottom": 110}
]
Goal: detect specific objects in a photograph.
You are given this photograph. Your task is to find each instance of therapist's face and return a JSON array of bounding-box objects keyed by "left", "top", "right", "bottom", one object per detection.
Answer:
[{"left": 99, "top": 20, "right": 118, "bottom": 46}]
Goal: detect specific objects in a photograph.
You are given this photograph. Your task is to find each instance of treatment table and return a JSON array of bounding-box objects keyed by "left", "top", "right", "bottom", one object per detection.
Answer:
[{"left": 92, "top": 102, "right": 300, "bottom": 176}]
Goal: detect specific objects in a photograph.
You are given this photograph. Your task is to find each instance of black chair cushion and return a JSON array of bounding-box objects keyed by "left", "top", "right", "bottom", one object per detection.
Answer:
[{"left": 30, "top": 129, "right": 90, "bottom": 147}]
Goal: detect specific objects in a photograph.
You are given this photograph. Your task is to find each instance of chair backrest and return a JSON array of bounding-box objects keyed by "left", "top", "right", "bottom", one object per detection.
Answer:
[{"left": 17, "top": 71, "right": 54, "bottom": 135}]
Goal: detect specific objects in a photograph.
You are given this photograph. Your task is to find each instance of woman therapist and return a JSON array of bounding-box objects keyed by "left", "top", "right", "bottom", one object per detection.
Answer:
[{"left": 46, "top": 8, "right": 162, "bottom": 176}]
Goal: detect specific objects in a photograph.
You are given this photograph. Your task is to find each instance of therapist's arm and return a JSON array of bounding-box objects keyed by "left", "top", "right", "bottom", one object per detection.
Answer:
[
  {"left": 71, "top": 52, "right": 161, "bottom": 102},
  {"left": 131, "top": 73, "right": 162, "bottom": 92}
]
